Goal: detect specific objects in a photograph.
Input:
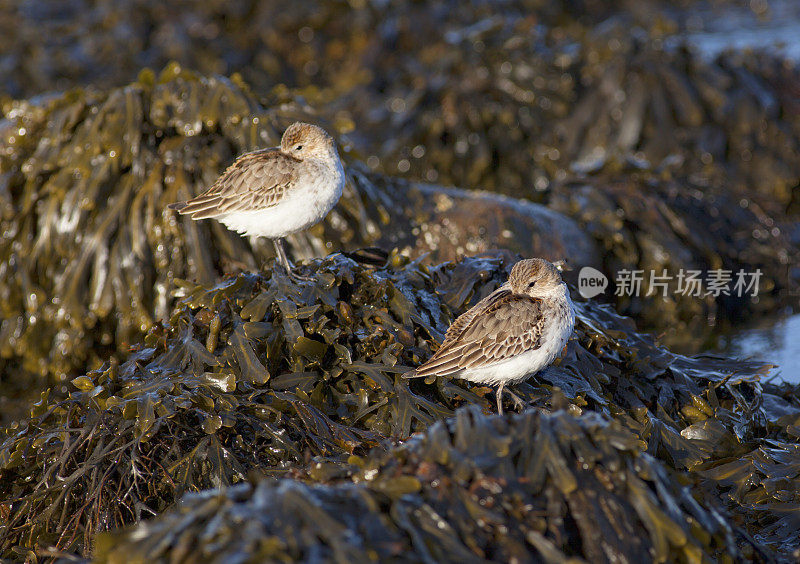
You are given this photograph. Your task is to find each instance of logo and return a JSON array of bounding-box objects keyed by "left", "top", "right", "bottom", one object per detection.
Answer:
[{"left": 578, "top": 266, "right": 608, "bottom": 298}]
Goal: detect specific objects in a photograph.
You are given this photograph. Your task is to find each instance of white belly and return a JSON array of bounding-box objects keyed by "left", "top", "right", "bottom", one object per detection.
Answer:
[
  {"left": 460, "top": 348, "right": 555, "bottom": 386},
  {"left": 460, "top": 293, "right": 575, "bottom": 386},
  {"left": 218, "top": 162, "right": 344, "bottom": 239}
]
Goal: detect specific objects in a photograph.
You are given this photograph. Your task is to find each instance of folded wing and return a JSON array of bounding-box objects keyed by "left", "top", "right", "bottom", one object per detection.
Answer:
[
  {"left": 168, "top": 148, "right": 299, "bottom": 219},
  {"left": 406, "top": 291, "right": 545, "bottom": 378}
]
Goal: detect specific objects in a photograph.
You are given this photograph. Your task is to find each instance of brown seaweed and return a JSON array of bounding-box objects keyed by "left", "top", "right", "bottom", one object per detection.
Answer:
[
  {"left": 0, "top": 66, "right": 602, "bottom": 425},
  {"left": 0, "top": 1, "right": 799, "bottom": 561},
  {"left": 2, "top": 3, "right": 798, "bottom": 382},
  {"left": 94, "top": 407, "right": 750, "bottom": 563},
  {"left": 1, "top": 255, "right": 798, "bottom": 560}
]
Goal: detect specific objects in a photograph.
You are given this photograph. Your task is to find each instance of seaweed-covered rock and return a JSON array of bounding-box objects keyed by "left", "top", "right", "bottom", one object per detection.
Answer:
[
  {"left": 359, "top": 172, "right": 600, "bottom": 270},
  {"left": 0, "top": 0, "right": 696, "bottom": 100},
  {"left": 1, "top": 255, "right": 798, "bottom": 560},
  {"left": 550, "top": 176, "right": 795, "bottom": 351},
  {"left": 94, "top": 407, "right": 748, "bottom": 563},
  {"left": 1, "top": 2, "right": 799, "bottom": 560},
  {"left": 0, "top": 66, "right": 294, "bottom": 390},
  {"left": 2, "top": 1, "right": 797, "bottom": 324},
  {"left": 0, "top": 67, "right": 594, "bottom": 423},
  {"left": 339, "top": 16, "right": 800, "bottom": 342}
]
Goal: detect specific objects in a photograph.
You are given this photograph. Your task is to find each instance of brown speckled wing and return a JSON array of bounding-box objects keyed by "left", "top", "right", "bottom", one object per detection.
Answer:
[
  {"left": 169, "top": 148, "right": 299, "bottom": 219},
  {"left": 440, "top": 286, "right": 511, "bottom": 346},
  {"left": 408, "top": 292, "right": 545, "bottom": 378}
]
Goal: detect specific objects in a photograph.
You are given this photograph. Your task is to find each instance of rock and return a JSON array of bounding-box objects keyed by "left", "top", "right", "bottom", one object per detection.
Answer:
[{"left": 356, "top": 177, "right": 601, "bottom": 273}]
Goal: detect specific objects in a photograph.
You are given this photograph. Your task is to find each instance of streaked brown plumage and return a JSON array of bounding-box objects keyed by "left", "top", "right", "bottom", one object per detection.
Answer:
[
  {"left": 169, "top": 122, "right": 344, "bottom": 281},
  {"left": 405, "top": 258, "right": 575, "bottom": 414},
  {"left": 170, "top": 149, "right": 298, "bottom": 219}
]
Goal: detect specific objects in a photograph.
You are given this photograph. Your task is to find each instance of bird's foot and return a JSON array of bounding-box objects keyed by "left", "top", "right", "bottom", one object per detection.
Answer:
[
  {"left": 497, "top": 385, "right": 528, "bottom": 415},
  {"left": 268, "top": 262, "right": 314, "bottom": 284},
  {"left": 272, "top": 238, "right": 313, "bottom": 283},
  {"left": 506, "top": 388, "right": 529, "bottom": 412},
  {"left": 287, "top": 269, "right": 315, "bottom": 283}
]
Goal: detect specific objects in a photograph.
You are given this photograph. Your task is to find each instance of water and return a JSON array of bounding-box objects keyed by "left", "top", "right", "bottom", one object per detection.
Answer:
[
  {"left": 720, "top": 314, "right": 800, "bottom": 384},
  {"left": 677, "top": 0, "right": 800, "bottom": 61},
  {"left": 671, "top": 0, "right": 800, "bottom": 385}
]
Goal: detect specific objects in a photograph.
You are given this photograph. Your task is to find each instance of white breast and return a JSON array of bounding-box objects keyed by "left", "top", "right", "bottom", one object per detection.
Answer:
[
  {"left": 460, "top": 286, "right": 575, "bottom": 386},
  {"left": 218, "top": 157, "right": 344, "bottom": 240}
]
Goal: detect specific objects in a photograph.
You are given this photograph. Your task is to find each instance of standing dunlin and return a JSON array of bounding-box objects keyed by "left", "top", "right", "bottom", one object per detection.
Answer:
[
  {"left": 405, "top": 258, "right": 575, "bottom": 415},
  {"left": 169, "top": 122, "right": 345, "bottom": 281}
]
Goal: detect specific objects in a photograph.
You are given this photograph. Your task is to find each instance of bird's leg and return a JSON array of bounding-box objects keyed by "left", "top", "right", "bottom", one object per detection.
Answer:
[
  {"left": 272, "top": 238, "right": 313, "bottom": 282},
  {"left": 496, "top": 383, "right": 527, "bottom": 415},
  {"left": 496, "top": 383, "right": 505, "bottom": 416},
  {"left": 272, "top": 238, "right": 293, "bottom": 272}
]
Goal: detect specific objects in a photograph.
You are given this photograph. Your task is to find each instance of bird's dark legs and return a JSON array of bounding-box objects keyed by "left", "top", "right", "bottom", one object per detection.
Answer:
[
  {"left": 272, "top": 238, "right": 313, "bottom": 282},
  {"left": 496, "top": 383, "right": 505, "bottom": 415},
  {"left": 496, "top": 383, "right": 527, "bottom": 416},
  {"left": 272, "top": 238, "right": 293, "bottom": 272}
]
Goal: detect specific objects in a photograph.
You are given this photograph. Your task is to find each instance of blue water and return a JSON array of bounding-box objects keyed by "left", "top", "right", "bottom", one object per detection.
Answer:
[
  {"left": 677, "top": 0, "right": 800, "bottom": 61},
  {"left": 721, "top": 314, "right": 800, "bottom": 384}
]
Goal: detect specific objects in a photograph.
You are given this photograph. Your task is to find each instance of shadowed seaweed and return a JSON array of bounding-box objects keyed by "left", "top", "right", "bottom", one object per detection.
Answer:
[
  {"left": 95, "top": 407, "right": 752, "bottom": 563},
  {"left": 2, "top": 5, "right": 799, "bottom": 407},
  {"left": 0, "top": 3, "right": 799, "bottom": 560},
  {"left": 1, "top": 255, "right": 798, "bottom": 560},
  {"left": 0, "top": 66, "right": 594, "bottom": 425}
]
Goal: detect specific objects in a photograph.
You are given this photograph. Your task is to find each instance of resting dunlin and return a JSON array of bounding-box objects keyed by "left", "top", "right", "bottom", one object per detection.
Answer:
[
  {"left": 405, "top": 258, "right": 575, "bottom": 415},
  {"left": 169, "top": 122, "right": 344, "bottom": 281}
]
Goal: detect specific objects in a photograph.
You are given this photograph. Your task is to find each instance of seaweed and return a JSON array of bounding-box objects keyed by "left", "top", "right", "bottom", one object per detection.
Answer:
[
  {"left": 95, "top": 407, "right": 749, "bottom": 563},
  {"left": 1, "top": 3, "right": 798, "bottom": 386},
  {"left": 0, "top": 67, "right": 597, "bottom": 424},
  {"left": 2, "top": 254, "right": 798, "bottom": 560},
  {"left": 0, "top": 1, "right": 799, "bottom": 561}
]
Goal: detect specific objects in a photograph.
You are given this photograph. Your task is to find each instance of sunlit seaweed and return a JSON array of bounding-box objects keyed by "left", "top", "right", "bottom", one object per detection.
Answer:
[
  {"left": 2, "top": 4, "right": 798, "bottom": 386},
  {"left": 0, "top": 66, "right": 595, "bottom": 422},
  {"left": 0, "top": 2, "right": 799, "bottom": 560},
  {"left": 0, "top": 67, "right": 280, "bottom": 388},
  {"left": 0, "top": 66, "right": 357, "bottom": 412},
  {"left": 1, "top": 255, "right": 798, "bottom": 559}
]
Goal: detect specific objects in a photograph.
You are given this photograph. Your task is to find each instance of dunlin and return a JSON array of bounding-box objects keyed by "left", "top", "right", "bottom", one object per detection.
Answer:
[
  {"left": 169, "top": 122, "right": 345, "bottom": 281},
  {"left": 405, "top": 258, "right": 575, "bottom": 415}
]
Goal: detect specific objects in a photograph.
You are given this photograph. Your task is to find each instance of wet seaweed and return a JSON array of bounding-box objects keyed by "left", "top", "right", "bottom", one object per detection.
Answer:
[
  {"left": 0, "top": 2, "right": 799, "bottom": 561},
  {"left": 0, "top": 1, "right": 705, "bottom": 100},
  {"left": 0, "top": 66, "right": 597, "bottom": 424},
  {"left": 1, "top": 255, "right": 798, "bottom": 560},
  {"left": 338, "top": 17, "right": 800, "bottom": 347},
  {"left": 0, "top": 66, "right": 356, "bottom": 411},
  {"left": 94, "top": 407, "right": 750, "bottom": 563},
  {"left": 2, "top": 4, "right": 798, "bottom": 388}
]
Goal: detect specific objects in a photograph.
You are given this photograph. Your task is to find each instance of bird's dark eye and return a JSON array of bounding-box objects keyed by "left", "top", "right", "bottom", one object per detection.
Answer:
[
  {"left": 528, "top": 281, "right": 537, "bottom": 288},
  {"left": 294, "top": 145, "right": 303, "bottom": 151}
]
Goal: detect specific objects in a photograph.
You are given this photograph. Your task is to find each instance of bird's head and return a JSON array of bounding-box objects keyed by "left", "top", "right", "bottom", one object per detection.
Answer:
[
  {"left": 508, "top": 258, "right": 564, "bottom": 298},
  {"left": 280, "top": 122, "right": 337, "bottom": 160}
]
